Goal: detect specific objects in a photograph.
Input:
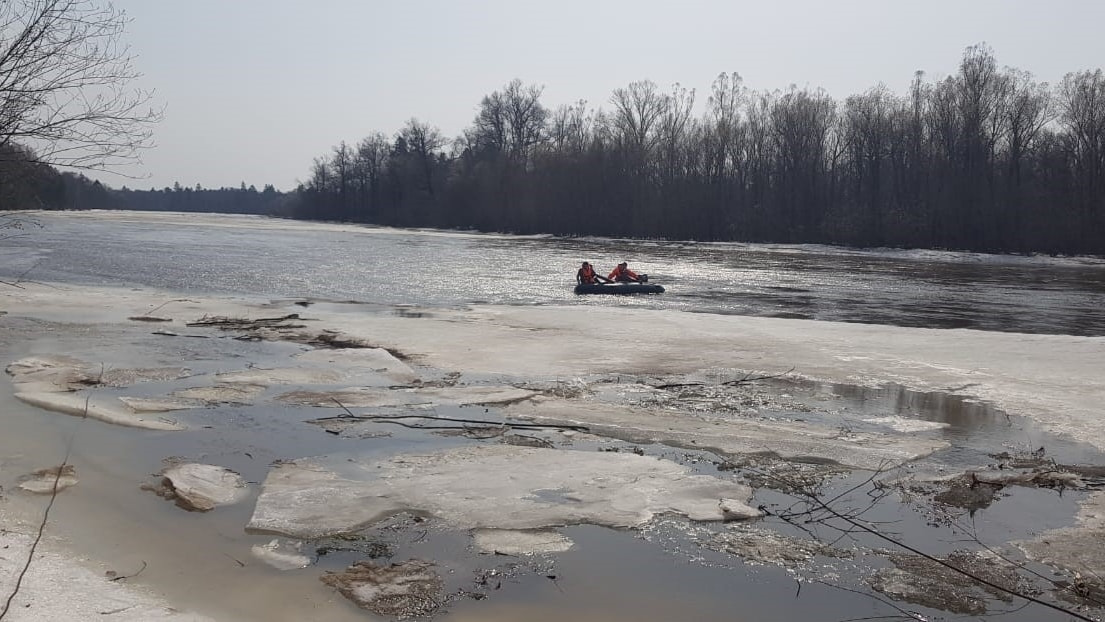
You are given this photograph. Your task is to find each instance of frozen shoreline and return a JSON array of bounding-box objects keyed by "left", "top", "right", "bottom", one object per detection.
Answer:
[
  {"left": 3, "top": 280, "right": 1103, "bottom": 449},
  {"left": 2, "top": 280, "right": 1104, "bottom": 619}
]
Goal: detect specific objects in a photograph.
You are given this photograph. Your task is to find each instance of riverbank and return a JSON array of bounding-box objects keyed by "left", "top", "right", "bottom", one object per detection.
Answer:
[{"left": 2, "top": 281, "right": 1104, "bottom": 620}]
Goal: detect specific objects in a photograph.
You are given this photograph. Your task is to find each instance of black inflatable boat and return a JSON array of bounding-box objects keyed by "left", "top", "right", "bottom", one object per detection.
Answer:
[{"left": 574, "top": 282, "right": 665, "bottom": 295}]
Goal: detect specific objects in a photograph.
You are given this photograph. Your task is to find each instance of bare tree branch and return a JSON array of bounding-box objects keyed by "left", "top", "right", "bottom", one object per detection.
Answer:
[{"left": 0, "top": 0, "right": 162, "bottom": 172}]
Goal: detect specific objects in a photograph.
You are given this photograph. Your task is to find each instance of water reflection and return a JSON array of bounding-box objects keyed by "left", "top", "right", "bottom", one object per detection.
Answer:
[{"left": 806, "top": 381, "right": 1103, "bottom": 466}]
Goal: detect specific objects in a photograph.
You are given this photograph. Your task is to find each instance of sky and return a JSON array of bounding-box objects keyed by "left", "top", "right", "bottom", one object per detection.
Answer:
[{"left": 91, "top": 0, "right": 1105, "bottom": 192}]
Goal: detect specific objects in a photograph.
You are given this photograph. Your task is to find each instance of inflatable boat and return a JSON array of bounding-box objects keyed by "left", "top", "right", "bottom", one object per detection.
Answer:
[{"left": 574, "top": 282, "right": 665, "bottom": 295}]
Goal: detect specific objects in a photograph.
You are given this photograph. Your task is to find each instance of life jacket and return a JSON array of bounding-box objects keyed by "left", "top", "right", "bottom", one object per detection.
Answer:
[
  {"left": 578, "top": 265, "right": 596, "bottom": 284},
  {"left": 609, "top": 265, "right": 638, "bottom": 281}
]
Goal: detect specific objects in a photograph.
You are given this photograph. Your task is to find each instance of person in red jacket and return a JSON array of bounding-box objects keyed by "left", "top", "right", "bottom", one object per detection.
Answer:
[
  {"left": 576, "top": 261, "right": 598, "bottom": 285},
  {"left": 608, "top": 261, "right": 639, "bottom": 282}
]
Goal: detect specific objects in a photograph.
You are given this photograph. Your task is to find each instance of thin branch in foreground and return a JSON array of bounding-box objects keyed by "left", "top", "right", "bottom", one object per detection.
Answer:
[
  {"left": 0, "top": 393, "right": 92, "bottom": 619},
  {"left": 722, "top": 366, "right": 797, "bottom": 386},
  {"left": 320, "top": 398, "right": 589, "bottom": 432},
  {"left": 754, "top": 461, "right": 1100, "bottom": 622}
]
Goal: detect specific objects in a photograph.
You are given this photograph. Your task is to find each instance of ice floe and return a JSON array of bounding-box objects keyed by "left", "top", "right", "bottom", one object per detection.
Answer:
[
  {"left": 471, "top": 529, "right": 574, "bottom": 555},
  {"left": 247, "top": 445, "right": 759, "bottom": 539},
  {"left": 160, "top": 463, "right": 248, "bottom": 512},
  {"left": 18, "top": 464, "right": 79, "bottom": 494},
  {"left": 13, "top": 391, "right": 183, "bottom": 430},
  {"left": 506, "top": 399, "right": 947, "bottom": 470},
  {"left": 251, "top": 538, "right": 312, "bottom": 570}
]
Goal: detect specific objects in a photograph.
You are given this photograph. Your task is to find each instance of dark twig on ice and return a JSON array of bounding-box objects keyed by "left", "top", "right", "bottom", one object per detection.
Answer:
[
  {"left": 321, "top": 399, "right": 589, "bottom": 432},
  {"left": 108, "top": 560, "right": 147, "bottom": 582},
  {"left": 653, "top": 366, "right": 796, "bottom": 390},
  {"left": 722, "top": 367, "right": 797, "bottom": 386},
  {"left": 223, "top": 553, "right": 246, "bottom": 567},
  {"left": 185, "top": 314, "right": 306, "bottom": 329},
  {"left": 97, "top": 605, "right": 137, "bottom": 616}
]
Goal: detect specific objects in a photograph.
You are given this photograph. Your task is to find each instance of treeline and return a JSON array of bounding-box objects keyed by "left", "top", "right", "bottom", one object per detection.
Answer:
[
  {"left": 114, "top": 183, "right": 288, "bottom": 215},
  {"left": 0, "top": 144, "right": 288, "bottom": 215},
  {"left": 0, "top": 144, "right": 115, "bottom": 210},
  {"left": 292, "top": 45, "right": 1105, "bottom": 255}
]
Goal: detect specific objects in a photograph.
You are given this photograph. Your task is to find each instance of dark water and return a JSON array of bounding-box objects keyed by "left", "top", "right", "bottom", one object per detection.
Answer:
[{"left": 3, "top": 211, "right": 1105, "bottom": 335}]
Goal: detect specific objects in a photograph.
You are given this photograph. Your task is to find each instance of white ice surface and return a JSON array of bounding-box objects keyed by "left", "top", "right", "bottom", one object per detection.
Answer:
[
  {"left": 307, "top": 303, "right": 1105, "bottom": 452},
  {"left": 247, "top": 446, "right": 758, "bottom": 539},
  {"left": 162, "top": 463, "right": 249, "bottom": 511},
  {"left": 295, "top": 347, "right": 419, "bottom": 384},
  {"left": 4, "top": 284, "right": 1103, "bottom": 450}
]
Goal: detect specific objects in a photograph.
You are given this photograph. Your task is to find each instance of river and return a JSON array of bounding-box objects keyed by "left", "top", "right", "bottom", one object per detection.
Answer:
[{"left": 3, "top": 210, "right": 1105, "bottom": 335}]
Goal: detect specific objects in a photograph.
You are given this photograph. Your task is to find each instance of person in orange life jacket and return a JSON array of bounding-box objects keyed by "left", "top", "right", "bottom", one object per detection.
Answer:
[
  {"left": 608, "top": 261, "right": 639, "bottom": 282},
  {"left": 576, "top": 261, "right": 598, "bottom": 285}
]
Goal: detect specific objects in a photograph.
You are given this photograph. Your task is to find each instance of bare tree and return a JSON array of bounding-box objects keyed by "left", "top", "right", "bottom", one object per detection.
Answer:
[
  {"left": 771, "top": 86, "right": 837, "bottom": 239},
  {"left": 353, "top": 132, "right": 389, "bottom": 218},
  {"left": 1058, "top": 70, "right": 1105, "bottom": 191},
  {"left": 1057, "top": 68, "right": 1105, "bottom": 247},
  {"left": 472, "top": 79, "right": 548, "bottom": 166},
  {"left": 705, "top": 72, "right": 746, "bottom": 182},
  {"left": 657, "top": 82, "right": 695, "bottom": 182},
  {"left": 399, "top": 118, "right": 445, "bottom": 197},
  {"left": 1002, "top": 68, "right": 1052, "bottom": 187},
  {"left": 609, "top": 80, "right": 667, "bottom": 158},
  {"left": 0, "top": 0, "right": 160, "bottom": 171},
  {"left": 546, "top": 99, "right": 590, "bottom": 156},
  {"left": 473, "top": 90, "right": 507, "bottom": 156},
  {"left": 330, "top": 141, "right": 353, "bottom": 215},
  {"left": 502, "top": 79, "right": 547, "bottom": 165},
  {"left": 843, "top": 84, "right": 897, "bottom": 240}
]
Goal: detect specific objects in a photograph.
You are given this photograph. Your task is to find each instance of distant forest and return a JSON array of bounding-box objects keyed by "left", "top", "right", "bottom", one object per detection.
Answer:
[
  {"left": 0, "top": 147, "right": 288, "bottom": 215},
  {"left": 293, "top": 45, "right": 1105, "bottom": 255}
]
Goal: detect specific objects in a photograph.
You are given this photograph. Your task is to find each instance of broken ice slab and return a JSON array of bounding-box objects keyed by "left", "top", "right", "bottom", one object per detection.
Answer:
[{"left": 247, "top": 445, "right": 760, "bottom": 539}]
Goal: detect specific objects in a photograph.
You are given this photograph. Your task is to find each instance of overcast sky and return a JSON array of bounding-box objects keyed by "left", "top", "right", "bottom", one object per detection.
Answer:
[{"left": 95, "top": 0, "right": 1105, "bottom": 192}]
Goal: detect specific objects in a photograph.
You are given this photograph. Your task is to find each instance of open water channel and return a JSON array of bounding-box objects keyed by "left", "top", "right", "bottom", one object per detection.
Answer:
[
  {"left": 3, "top": 211, "right": 1105, "bottom": 335},
  {"left": 1, "top": 210, "right": 1104, "bottom": 622}
]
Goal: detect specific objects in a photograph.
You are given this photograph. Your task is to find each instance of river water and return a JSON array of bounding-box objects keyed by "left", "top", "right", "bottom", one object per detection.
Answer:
[{"left": 3, "top": 210, "right": 1105, "bottom": 335}]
